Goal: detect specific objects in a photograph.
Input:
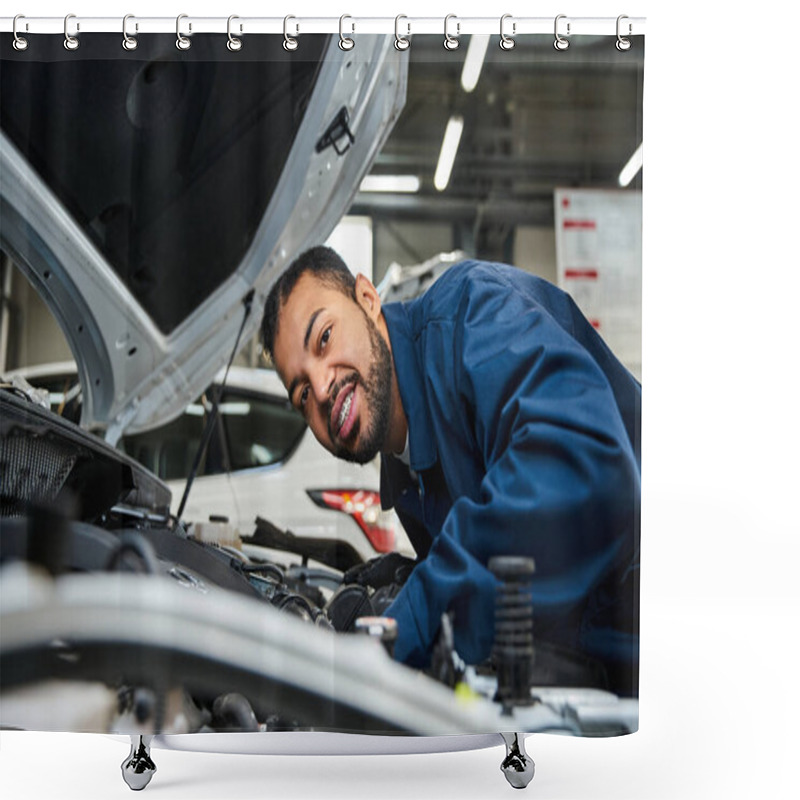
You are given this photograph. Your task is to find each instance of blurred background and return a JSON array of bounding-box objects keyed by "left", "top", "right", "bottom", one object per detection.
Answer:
[{"left": 1, "top": 34, "right": 643, "bottom": 381}]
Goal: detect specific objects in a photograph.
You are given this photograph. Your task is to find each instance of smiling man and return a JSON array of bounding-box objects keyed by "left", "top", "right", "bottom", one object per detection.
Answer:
[
  {"left": 268, "top": 250, "right": 404, "bottom": 465},
  {"left": 262, "top": 245, "right": 641, "bottom": 698}
]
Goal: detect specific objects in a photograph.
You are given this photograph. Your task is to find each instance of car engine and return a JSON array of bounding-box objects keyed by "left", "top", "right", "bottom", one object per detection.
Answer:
[
  {"left": 0, "top": 384, "right": 448, "bottom": 735},
  {"left": 1, "top": 383, "right": 636, "bottom": 740}
]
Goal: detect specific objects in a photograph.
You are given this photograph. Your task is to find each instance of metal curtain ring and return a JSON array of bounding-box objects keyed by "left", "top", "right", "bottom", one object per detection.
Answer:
[
  {"left": 12, "top": 15, "right": 29, "bottom": 51},
  {"left": 554, "top": 14, "right": 570, "bottom": 51},
  {"left": 176, "top": 14, "right": 191, "bottom": 50},
  {"left": 63, "top": 13, "right": 79, "bottom": 51},
  {"left": 499, "top": 14, "right": 515, "bottom": 51},
  {"left": 227, "top": 15, "right": 242, "bottom": 51},
  {"left": 283, "top": 15, "right": 298, "bottom": 51},
  {"left": 443, "top": 14, "right": 460, "bottom": 51},
  {"left": 395, "top": 15, "right": 410, "bottom": 51},
  {"left": 616, "top": 15, "right": 632, "bottom": 51},
  {"left": 122, "top": 15, "right": 138, "bottom": 51},
  {"left": 339, "top": 15, "right": 355, "bottom": 51}
]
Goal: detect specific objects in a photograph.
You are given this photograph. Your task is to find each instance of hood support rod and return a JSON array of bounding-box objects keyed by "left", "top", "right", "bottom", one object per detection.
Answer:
[{"left": 175, "top": 289, "right": 255, "bottom": 522}]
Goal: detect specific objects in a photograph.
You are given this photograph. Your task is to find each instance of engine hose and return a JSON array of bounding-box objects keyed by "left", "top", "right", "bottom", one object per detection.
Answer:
[
  {"left": 274, "top": 592, "right": 316, "bottom": 622},
  {"left": 106, "top": 531, "right": 160, "bottom": 574},
  {"left": 241, "top": 562, "right": 285, "bottom": 582},
  {"left": 212, "top": 692, "right": 260, "bottom": 732}
]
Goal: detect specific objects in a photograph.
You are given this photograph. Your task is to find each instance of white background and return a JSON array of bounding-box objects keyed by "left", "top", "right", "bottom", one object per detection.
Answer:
[{"left": 2, "top": 1, "right": 799, "bottom": 798}]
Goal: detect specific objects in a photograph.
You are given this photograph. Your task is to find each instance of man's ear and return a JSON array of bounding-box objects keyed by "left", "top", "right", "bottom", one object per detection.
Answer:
[{"left": 354, "top": 273, "right": 382, "bottom": 321}]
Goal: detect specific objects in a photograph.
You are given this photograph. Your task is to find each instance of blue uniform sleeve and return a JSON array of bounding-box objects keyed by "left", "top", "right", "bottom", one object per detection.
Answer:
[{"left": 386, "top": 270, "right": 640, "bottom": 667}]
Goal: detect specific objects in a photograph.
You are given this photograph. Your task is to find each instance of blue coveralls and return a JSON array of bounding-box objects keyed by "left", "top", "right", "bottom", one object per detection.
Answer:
[{"left": 380, "top": 260, "right": 641, "bottom": 697}]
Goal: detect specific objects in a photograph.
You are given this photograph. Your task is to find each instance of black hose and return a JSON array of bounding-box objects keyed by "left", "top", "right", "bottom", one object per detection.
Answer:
[
  {"left": 240, "top": 562, "right": 285, "bottom": 582},
  {"left": 106, "top": 531, "right": 160, "bottom": 574},
  {"left": 212, "top": 692, "right": 260, "bottom": 732}
]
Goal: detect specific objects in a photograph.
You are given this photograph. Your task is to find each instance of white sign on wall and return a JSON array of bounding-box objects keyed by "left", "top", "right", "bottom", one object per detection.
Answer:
[{"left": 554, "top": 188, "right": 642, "bottom": 380}]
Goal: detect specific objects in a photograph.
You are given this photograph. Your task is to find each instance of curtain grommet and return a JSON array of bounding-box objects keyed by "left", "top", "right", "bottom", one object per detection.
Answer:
[
  {"left": 227, "top": 15, "right": 242, "bottom": 52},
  {"left": 63, "top": 13, "right": 80, "bottom": 51},
  {"left": 499, "top": 14, "right": 516, "bottom": 51},
  {"left": 395, "top": 15, "right": 410, "bottom": 51},
  {"left": 554, "top": 14, "right": 570, "bottom": 51},
  {"left": 444, "top": 14, "right": 460, "bottom": 51},
  {"left": 616, "top": 15, "right": 632, "bottom": 51},
  {"left": 283, "top": 15, "right": 299, "bottom": 51},
  {"left": 122, "top": 14, "right": 138, "bottom": 51},
  {"left": 176, "top": 13, "right": 191, "bottom": 51},
  {"left": 339, "top": 15, "right": 355, "bottom": 51},
  {"left": 12, "top": 15, "right": 29, "bottom": 51}
]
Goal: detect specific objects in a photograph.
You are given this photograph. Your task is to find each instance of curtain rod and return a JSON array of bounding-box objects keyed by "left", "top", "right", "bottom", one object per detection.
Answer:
[{"left": 1, "top": 16, "right": 646, "bottom": 37}]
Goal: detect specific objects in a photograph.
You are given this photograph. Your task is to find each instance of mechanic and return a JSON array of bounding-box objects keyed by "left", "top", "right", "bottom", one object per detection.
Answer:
[{"left": 261, "top": 246, "right": 640, "bottom": 697}]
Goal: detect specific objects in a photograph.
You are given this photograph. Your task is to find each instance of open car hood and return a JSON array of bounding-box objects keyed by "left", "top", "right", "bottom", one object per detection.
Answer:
[{"left": 1, "top": 34, "right": 407, "bottom": 442}]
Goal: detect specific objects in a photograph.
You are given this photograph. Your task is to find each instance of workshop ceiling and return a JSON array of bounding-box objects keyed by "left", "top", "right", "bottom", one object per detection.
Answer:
[{"left": 352, "top": 34, "right": 644, "bottom": 236}]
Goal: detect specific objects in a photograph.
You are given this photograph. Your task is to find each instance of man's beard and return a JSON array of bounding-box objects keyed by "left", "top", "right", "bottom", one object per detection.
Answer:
[{"left": 329, "top": 314, "right": 393, "bottom": 465}]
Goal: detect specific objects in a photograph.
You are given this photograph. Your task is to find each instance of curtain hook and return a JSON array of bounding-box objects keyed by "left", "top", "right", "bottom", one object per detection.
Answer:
[
  {"left": 63, "top": 13, "right": 79, "bottom": 51},
  {"left": 227, "top": 15, "right": 242, "bottom": 51},
  {"left": 339, "top": 15, "right": 355, "bottom": 51},
  {"left": 12, "top": 15, "right": 29, "bottom": 51},
  {"left": 616, "top": 15, "right": 632, "bottom": 51},
  {"left": 122, "top": 14, "right": 138, "bottom": 51},
  {"left": 283, "top": 15, "right": 299, "bottom": 51},
  {"left": 444, "top": 14, "right": 460, "bottom": 51},
  {"left": 499, "top": 14, "right": 516, "bottom": 51},
  {"left": 554, "top": 14, "right": 570, "bottom": 51},
  {"left": 176, "top": 13, "right": 191, "bottom": 50},
  {"left": 395, "top": 15, "right": 410, "bottom": 51}
]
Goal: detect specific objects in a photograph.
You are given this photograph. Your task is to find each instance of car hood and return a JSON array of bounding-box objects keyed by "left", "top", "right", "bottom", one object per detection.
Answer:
[{"left": 1, "top": 34, "right": 407, "bottom": 443}]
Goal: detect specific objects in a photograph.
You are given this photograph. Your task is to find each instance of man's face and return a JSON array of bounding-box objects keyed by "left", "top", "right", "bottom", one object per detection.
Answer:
[{"left": 272, "top": 272, "right": 393, "bottom": 464}]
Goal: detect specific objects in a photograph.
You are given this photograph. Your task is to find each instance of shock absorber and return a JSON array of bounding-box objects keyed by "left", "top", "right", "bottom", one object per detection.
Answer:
[{"left": 489, "top": 556, "right": 536, "bottom": 711}]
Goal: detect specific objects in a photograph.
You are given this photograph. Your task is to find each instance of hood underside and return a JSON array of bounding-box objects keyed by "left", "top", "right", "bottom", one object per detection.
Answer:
[{"left": 0, "top": 33, "right": 407, "bottom": 441}]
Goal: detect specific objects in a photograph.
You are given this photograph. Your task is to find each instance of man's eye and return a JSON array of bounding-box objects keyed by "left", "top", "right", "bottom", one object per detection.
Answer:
[
  {"left": 320, "top": 327, "right": 331, "bottom": 348},
  {"left": 299, "top": 386, "right": 309, "bottom": 408}
]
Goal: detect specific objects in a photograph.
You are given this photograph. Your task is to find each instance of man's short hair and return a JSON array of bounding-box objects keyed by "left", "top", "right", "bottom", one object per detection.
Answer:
[{"left": 261, "top": 245, "right": 356, "bottom": 361}]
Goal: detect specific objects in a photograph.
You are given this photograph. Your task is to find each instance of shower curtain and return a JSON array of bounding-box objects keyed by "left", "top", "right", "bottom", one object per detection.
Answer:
[{"left": 0, "top": 14, "right": 643, "bottom": 767}]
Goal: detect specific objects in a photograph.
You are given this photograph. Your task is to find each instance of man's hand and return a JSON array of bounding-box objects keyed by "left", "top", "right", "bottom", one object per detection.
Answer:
[{"left": 343, "top": 552, "right": 417, "bottom": 589}]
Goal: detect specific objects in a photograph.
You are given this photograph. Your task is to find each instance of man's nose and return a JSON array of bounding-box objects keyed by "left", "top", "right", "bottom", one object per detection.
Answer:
[{"left": 310, "top": 364, "right": 335, "bottom": 405}]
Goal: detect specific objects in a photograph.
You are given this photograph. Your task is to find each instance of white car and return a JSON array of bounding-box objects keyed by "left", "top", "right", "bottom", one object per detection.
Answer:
[{"left": 128, "top": 366, "right": 412, "bottom": 566}]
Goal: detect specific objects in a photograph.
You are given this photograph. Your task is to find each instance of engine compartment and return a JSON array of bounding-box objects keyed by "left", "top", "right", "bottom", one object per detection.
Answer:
[
  {"left": 0, "top": 384, "right": 455, "bottom": 735},
  {"left": 1, "top": 385, "right": 637, "bottom": 738}
]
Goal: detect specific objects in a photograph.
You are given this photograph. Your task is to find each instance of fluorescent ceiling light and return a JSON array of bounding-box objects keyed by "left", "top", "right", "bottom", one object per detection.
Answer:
[
  {"left": 461, "top": 34, "right": 490, "bottom": 92},
  {"left": 359, "top": 175, "right": 421, "bottom": 193},
  {"left": 619, "top": 143, "right": 643, "bottom": 187},
  {"left": 434, "top": 116, "right": 464, "bottom": 192}
]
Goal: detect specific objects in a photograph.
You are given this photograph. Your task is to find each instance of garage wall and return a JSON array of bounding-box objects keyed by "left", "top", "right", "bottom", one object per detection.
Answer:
[
  {"left": 371, "top": 220, "right": 559, "bottom": 287},
  {"left": 2, "top": 261, "right": 73, "bottom": 371},
  {"left": 513, "top": 226, "right": 558, "bottom": 284},
  {"left": 372, "top": 220, "right": 454, "bottom": 284}
]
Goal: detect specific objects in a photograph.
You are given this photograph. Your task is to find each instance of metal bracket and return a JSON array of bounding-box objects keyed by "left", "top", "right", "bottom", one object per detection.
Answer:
[{"left": 315, "top": 107, "right": 355, "bottom": 156}]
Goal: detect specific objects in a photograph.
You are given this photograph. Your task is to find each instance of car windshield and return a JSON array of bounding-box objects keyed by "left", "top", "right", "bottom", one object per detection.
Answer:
[
  {"left": 118, "top": 385, "right": 306, "bottom": 481},
  {"left": 0, "top": 34, "right": 328, "bottom": 335}
]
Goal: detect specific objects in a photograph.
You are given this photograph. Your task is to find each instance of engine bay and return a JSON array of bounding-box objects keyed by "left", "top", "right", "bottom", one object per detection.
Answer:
[{"left": 1, "top": 385, "right": 636, "bottom": 738}]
